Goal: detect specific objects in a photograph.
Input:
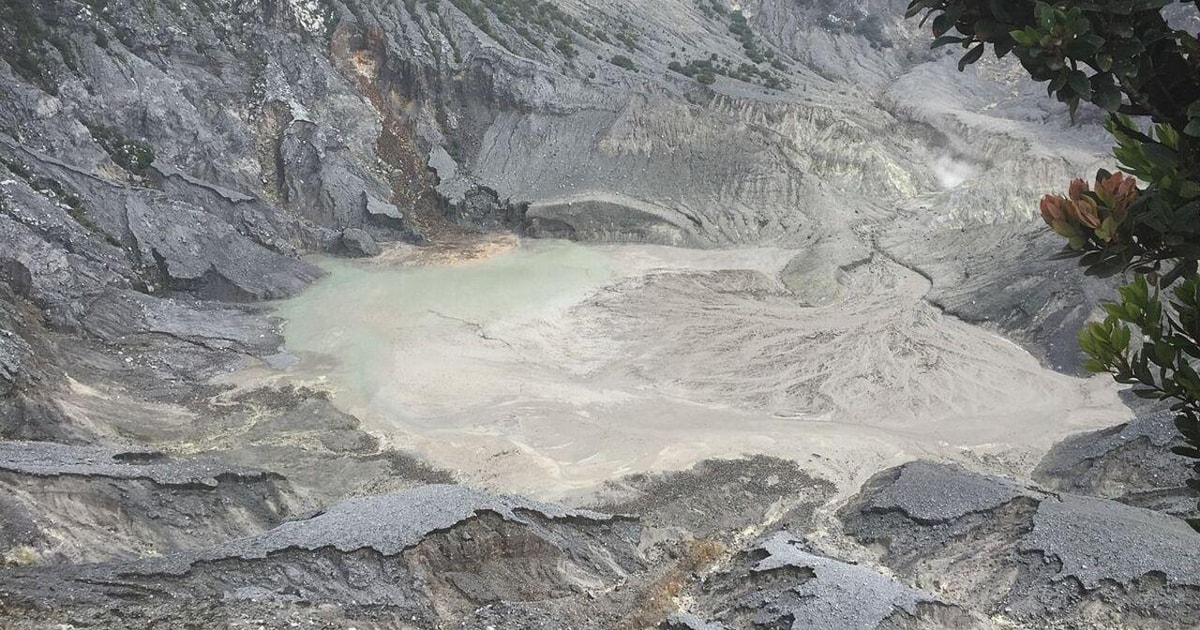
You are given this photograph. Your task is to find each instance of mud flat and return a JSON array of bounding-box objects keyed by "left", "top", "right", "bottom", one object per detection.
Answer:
[{"left": 262, "top": 238, "right": 1130, "bottom": 500}]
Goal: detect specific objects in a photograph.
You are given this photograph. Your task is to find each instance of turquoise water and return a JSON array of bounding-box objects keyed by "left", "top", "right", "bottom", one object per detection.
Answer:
[{"left": 273, "top": 240, "right": 615, "bottom": 411}]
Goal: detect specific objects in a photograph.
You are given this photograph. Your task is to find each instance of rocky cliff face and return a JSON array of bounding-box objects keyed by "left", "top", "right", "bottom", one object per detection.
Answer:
[
  {"left": 0, "top": 0, "right": 1120, "bottom": 429},
  {"left": 1, "top": 0, "right": 1197, "bottom": 628}
]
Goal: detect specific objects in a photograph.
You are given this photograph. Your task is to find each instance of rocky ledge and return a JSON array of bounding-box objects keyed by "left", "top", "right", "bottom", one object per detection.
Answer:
[
  {"left": 2, "top": 444, "right": 1195, "bottom": 629},
  {"left": 841, "top": 461, "right": 1200, "bottom": 629}
]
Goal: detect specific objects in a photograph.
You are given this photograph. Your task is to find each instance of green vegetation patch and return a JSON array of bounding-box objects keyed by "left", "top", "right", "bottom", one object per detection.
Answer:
[
  {"left": 727, "top": 10, "right": 769, "bottom": 64},
  {"left": 85, "top": 123, "right": 156, "bottom": 175},
  {"left": 0, "top": 156, "right": 102, "bottom": 234},
  {"left": 668, "top": 58, "right": 718, "bottom": 85},
  {"left": 554, "top": 36, "right": 576, "bottom": 58},
  {"left": 669, "top": 54, "right": 790, "bottom": 90},
  {"left": 696, "top": 0, "right": 727, "bottom": 19},
  {"left": 441, "top": 0, "right": 639, "bottom": 57},
  {"left": 0, "top": 0, "right": 79, "bottom": 94},
  {"left": 0, "top": 157, "right": 30, "bottom": 180},
  {"left": 610, "top": 54, "right": 635, "bottom": 71},
  {"left": 682, "top": 3, "right": 790, "bottom": 89},
  {"left": 32, "top": 176, "right": 95, "bottom": 230}
]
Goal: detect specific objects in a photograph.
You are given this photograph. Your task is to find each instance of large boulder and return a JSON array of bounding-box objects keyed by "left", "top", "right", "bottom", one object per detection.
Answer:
[{"left": 337, "top": 227, "right": 381, "bottom": 258}]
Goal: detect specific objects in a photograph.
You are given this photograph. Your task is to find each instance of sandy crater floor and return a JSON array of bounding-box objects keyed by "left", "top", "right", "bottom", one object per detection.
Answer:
[{"left": 259, "top": 238, "right": 1129, "bottom": 501}]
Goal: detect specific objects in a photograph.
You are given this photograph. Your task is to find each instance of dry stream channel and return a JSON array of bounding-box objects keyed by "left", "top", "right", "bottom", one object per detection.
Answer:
[{"left": 262, "top": 238, "right": 1130, "bottom": 501}]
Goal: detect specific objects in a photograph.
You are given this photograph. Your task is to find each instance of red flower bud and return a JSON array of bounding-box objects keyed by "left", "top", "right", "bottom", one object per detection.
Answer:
[{"left": 1068, "top": 178, "right": 1089, "bottom": 201}]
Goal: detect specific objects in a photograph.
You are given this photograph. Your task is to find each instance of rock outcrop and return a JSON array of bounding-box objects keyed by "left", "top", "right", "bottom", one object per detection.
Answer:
[
  {"left": 670, "top": 531, "right": 986, "bottom": 630},
  {"left": 0, "top": 485, "right": 644, "bottom": 629},
  {"left": 1035, "top": 411, "right": 1199, "bottom": 518},
  {"left": 841, "top": 461, "right": 1200, "bottom": 629},
  {"left": 0, "top": 441, "right": 295, "bottom": 564}
]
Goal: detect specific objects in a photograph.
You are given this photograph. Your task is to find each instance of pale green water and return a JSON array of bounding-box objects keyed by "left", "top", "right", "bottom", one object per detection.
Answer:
[
  {"left": 274, "top": 240, "right": 615, "bottom": 415},
  {"left": 265, "top": 239, "right": 1133, "bottom": 498}
]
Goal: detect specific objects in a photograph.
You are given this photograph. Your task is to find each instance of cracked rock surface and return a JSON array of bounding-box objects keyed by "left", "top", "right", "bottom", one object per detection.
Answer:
[
  {"left": 0, "top": 441, "right": 297, "bottom": 563},
  {"left": 144, "top": 484, "right": 621, "bottom": 573},
  {"left": 1035, "top": 411, "right": 1199, "bottom": 517},
  {"left": 841, "top": 461, "right": 1200, "bottom": 629},
  {"left": 670, "top": 530, "right": 983, "bottom": 630},
  {"left": 745, "top": 532, "right": 936, "bottom": 629},
  {"left": 0, "top": 484, "right": 644, "bottom": 629},
  {"left": 0, "top": 440, "right": 279, "bottom": 487},
  {"left": 1022, "top": 493, "right": 1200, "bottom": 589}
]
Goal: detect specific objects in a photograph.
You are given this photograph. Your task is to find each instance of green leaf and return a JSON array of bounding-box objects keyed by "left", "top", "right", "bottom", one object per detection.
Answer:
[
  {"left": 1156, "top": 123, "right": 1180, "bottom": 148},
  {"left": 1049, "top": 247, "right": 1084, "bottom": 260},
  {"left": 1010, "top": 29, "right": 1037, "bottom": 47},
  {"left": 1102, "top": 303, "right": 1126, "bottom": 320},
  {"left": 1035, "top": 1, "right": 1056, "bottom": 29},
  {"left": 932, "top": 12, "right": 955, "bottom": 36},
  {"left": 1171, "top": 446, "right": 1200, "bottom": 459},
  {"left": 959, "top": 43, "right": 985, "bottom": 71},
  {"left": 1083, "top": 358, "right": 1109, "bottom": 373},
  {"left": 1142, "top": 143, "right": 1179, "bottom": 168},
  {"left": 1079, "top": 324, "right": 1104, "bottom": 355},
  {"left": 988, "top": 0, "right": 1012, "bottom": 22},
  {"left": 994, "top": 38, "right": 1014, "bottom": 58},
  {"left": 1049, "top": 72, "right": 1068, "bottom": 95},
  {"left": 1177, "top": 181, "right": 1200, "bottom": 202},
  {"left": 1065, "top": 34, "right": 1105, "bottom": 58},
  {"left": 1067, "top": 70, "right": 1091, "bottom": 98},
  {"left": 1176, "top": 414, "right": 1200, "bottom": 438},
  {"left": 1112, "top": 324, "right": 1132, "bottom": 350},
  {"left": 1131, "top": 276, "right": 1150, "bottom": 304},
  {"left": 1084, "top": 255, "right": 1127, "bottom": 278},
  {"left": 1092, "top": 82, "right": 1121, "bottom": 112},
  {"left": 931, "top": 35, "right": 965, "bottom": 48},
  {"left": 1152, "top": 341, "right": 1177, "bottom": 366}
]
